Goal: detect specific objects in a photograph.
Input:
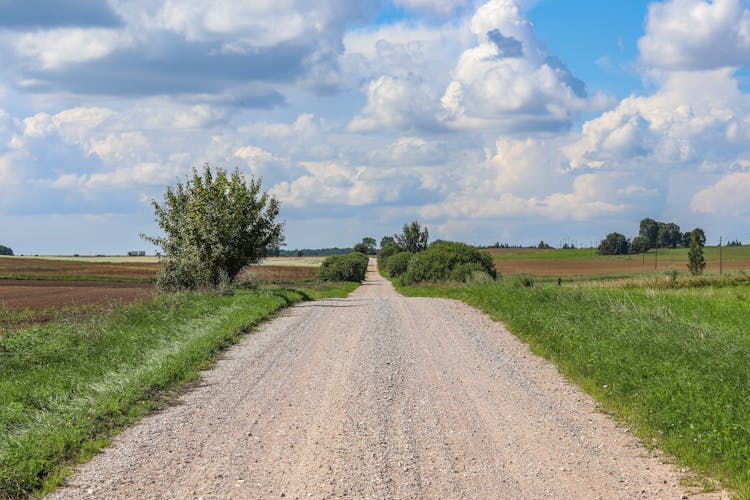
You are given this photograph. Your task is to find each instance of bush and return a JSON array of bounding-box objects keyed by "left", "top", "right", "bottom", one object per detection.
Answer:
[
  {"left": 386, "top": 252, "right": 413, "bottom": 277},
  {"left": 401, "top": 241, "right": 498, "bottom": 285},
  {"left": 0, "top": 245, "right": 12, "bottom": 256},
  {"left": 142, "top": 165, "right": 283, "bottom": 291},
  {"left": 318, "top": 252, "right": 369, "bottom": 282},
  {"left": 377, "top": 244, "right": 400, "bottom": 273}
]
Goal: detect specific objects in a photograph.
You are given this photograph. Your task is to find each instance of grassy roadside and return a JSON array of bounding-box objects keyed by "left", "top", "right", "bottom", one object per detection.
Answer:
[
  {"left": 0, "top": 282, "right": 356, "bottom": 498},
  {"left": 395, "top": 278, "right": 750, "bottom": 495}
]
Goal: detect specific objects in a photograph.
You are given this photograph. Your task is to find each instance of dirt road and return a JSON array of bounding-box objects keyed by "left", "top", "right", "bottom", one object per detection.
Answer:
[{"left": 51, "top": 259, "right": 720, "bottom": 499}]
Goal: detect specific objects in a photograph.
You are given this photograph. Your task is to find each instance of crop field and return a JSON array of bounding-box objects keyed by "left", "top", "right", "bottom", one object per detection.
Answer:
[
  {"left": 485, "top": 245, "right": 750, "bottom": 278},
  {"left": 0, "top": 256, "right": 322, "bottom": 333}
]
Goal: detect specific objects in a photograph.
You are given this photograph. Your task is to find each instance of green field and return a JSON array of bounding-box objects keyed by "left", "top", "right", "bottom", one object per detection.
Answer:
[{"left": 396, "top": 275, "right": 750, "bottom": 495}]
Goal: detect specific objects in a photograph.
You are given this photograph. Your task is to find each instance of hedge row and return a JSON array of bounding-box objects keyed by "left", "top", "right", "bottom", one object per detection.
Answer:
[{"left": 317, "top": 252, "right": 369, "bottom": 282}]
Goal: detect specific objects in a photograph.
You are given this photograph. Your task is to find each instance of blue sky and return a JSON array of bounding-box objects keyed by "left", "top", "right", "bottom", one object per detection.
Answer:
[{"left": 1, "top": 0, "right": 749, "bottom": 254}]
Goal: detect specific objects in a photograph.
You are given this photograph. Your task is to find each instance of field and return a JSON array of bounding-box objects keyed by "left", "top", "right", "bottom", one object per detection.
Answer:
[
  {"left": 0, "top": 256, "right": 323, "bottom": 333},
  {"left": 486, "top": 245, "right": 750, "bottom": 278}
]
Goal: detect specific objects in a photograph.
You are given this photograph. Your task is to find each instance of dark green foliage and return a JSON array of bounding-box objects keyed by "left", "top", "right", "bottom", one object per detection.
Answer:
[
  {"left": 657, "top": 222, "right": 682, "bottom": 248},
  {"left": 317, "top": 252, "right": 369, "bottom": 282},
  {"left": 376, "top": 244, "right": 400, "bottom": 273},
  {"left": 0, "top": 245, "right": 13, "bottom": 256},
  {"left": 400, "top": 241, "right": 498, "bottom": 285},
  {"left": 380, "top": 236, "right": 396, "bottom": 249},
  {"left": 537, "top": 241, "right": 553, "bottom": 249},
  {"left": 394, "top": 220, "right": 429, "bottom": 253},
  {"left": 630, "top": 236, "right": 650, "bottom": 254},
  {"left": 639, "top": 218, "right": 659, "bottom": 248},
  {"left": 688, "top": 228, "right": 706, "bottom": 276},
  {"left": 597, "top": 232, "right": 630, "bottom": 255},
  {"left": 386, "top": 252, "right": 412, "bottom": 277},
  {"left": 353, "top": 237, "right": 376, "bottom": 255},
  {"left": 142, "top": 165, "right": 284, "bottom": 291}
]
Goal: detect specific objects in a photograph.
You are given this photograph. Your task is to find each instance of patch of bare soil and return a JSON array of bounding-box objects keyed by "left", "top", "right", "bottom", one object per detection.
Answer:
[{"left": 49, "top": 260, "right": 726, "bottom": 499}]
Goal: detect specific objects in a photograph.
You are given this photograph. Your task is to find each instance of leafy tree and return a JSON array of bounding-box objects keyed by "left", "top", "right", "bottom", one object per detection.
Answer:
[
  {"left": 630, "top": 236, "right": 649, "bottom": 254},
  {"left": 690, "top": 227, "right": 706, "bottom": 247},
  {"left": 0, "top": 245, "right": 13, "bottom": 256},
  {"left": 681, "top": 232, "right": 692, "bottom": 248},
  {"left": 353, "top": 237, "right": 376, "bottom": 255},
  {"left": 597, "top": 232, "right": 630, "bottom": 255},
  {"left": 687, "top": 228, "right": 706, "bottom": 276},
  {"left": 395, "top": 220, "right": 429, "bottom": 253},
  {"left": 537, "top": 241, "right": 553, "bottom": 249},
  {"left": 380, "top": 236, "right": 396, "bottom": 249},
  {"left": 142, "top": 165, "right": 284, "bottom": 291},
  {"left": 639, "top": 218, "right": 659, "bottom": 249},
  {"left": 657, "top": 222, "right": 682, "bottom": 248}
]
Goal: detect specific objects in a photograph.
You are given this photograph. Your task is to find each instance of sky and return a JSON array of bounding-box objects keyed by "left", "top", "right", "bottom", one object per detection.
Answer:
[{"left": 1, "top": 0, "right": 749, "bottom": 254}]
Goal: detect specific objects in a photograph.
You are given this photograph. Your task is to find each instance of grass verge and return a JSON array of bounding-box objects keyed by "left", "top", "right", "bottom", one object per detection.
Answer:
[
  {"left": 0, "top": 282, "right": 355, "bottom": 498},
  {"left": 396, "top": 278, "right": 750, "bottom": 495}
]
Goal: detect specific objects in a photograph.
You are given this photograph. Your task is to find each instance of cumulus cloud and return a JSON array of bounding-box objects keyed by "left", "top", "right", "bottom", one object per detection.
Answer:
[
  {"left": 348, "top": 74, "right": 442, "bottom": 132},
  {"left": 439, "top": 0, "right": 604, "bottom": 132},
  {"left": 566, "top": 69, "right": 750, "bottom": 169},
  {"left": 691, "top": 172, "right": 750, "bottom": 215},
  {"left": 639, "top": 0, "right": 750, "bottom": 70}
]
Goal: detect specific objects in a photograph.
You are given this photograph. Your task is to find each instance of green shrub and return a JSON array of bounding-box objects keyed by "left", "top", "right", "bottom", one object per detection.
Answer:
[
  {"left": 401, "top": 241, "right": 498, "bottom": 285},
  {"left": 386, "top": 252, "right": 413, "bottom": 277},
  {"left": 377, "top": 244, "right": 400, "bottom": 273},
  {"left": 317, "top": 252, "right": 369, "bottom": 282}
]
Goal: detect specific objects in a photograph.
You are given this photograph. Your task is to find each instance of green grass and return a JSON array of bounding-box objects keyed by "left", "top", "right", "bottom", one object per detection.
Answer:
[
  {"left": 0, "top": 282, "right": 355, "bottom": 498},
  {"left": 396, "top": 278, "right": 750, "bottom": 495}
]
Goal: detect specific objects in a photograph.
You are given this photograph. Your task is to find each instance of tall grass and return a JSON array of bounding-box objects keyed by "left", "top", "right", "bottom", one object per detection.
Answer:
[
  {"left": 397, "top": 279, "right": 750, "bottom": 495},
  {"left": 0, "top": 284, "right": 352, "bottom": 497}
]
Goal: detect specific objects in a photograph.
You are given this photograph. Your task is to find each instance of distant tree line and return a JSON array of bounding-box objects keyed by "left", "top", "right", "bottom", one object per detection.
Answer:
[
  {"left": 597, "top": 218, "right": 708, "bottom": 275},
  {"left": 598, "top": 218, "right": 706, "bottom": 256},
  {"left": 0, "top": 245, "right": 13, "bottom": 256},
  {"left": 270, "top": 247, "right": 353, "bottom": 257}
]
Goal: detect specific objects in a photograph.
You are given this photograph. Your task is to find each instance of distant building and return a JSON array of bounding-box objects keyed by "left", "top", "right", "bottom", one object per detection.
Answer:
[{"left": 127, "top": 250, "right": 146, "bottom": 256}]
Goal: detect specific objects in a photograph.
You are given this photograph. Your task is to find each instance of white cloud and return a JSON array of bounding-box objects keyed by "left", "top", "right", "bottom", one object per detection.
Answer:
[
  {"left": 348, "top": 74, "right": 440, "bottom": 132},
  {"left": 439, "top": 0, "right": 605, "bottom": 132},
  {"left": 50, "top": 162, "right": 183, "bottom": 191},
  {"left": 639, "top": 0, "right": 750, "bottom": 70},
  {"left": 15, "top": 28, "right": 132, "bottom": 69},
  {"left": 691, "top": 172, "right": 750, "bottom": 215},
  {"left": 566, "top": 69, "right": 750, "bottom": 169}
]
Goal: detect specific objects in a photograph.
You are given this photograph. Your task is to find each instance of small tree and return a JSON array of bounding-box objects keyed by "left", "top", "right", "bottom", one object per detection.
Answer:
[
  {"left": 597, "top": 232, "right": 630, "bottom": 255},
  {"left": 353, "top": 237, "right": 376, "bottom": 255},
  {"left": 687, "top": 228, "right": 706, "bottom": 276},
  {"left": 380, "top": 236, "right": 396, "bottom": 249},
  {"left": 0, "top": 245, "right": 13, "bottom": 256},
  {"left": 142, "top": 165, "right": 284, "bottom": 291},
  {"left": 395, "top": 220, "right": 429, "bottom": 253}
]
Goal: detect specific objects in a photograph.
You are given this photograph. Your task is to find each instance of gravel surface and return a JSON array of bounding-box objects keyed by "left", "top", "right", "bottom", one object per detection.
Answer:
[{"left": 50, "top": 259, "right": 724, "bottom": 499}]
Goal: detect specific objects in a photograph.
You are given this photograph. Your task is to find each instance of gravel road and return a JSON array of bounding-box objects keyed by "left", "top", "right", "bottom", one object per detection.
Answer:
[{"left": 50, "top": 259, "right": 722, "bottom": 499}]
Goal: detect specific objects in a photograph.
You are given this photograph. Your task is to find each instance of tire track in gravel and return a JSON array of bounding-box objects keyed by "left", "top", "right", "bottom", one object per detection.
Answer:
[{"left": 50, "top": 259, "right": 725, "bottom": 499}]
